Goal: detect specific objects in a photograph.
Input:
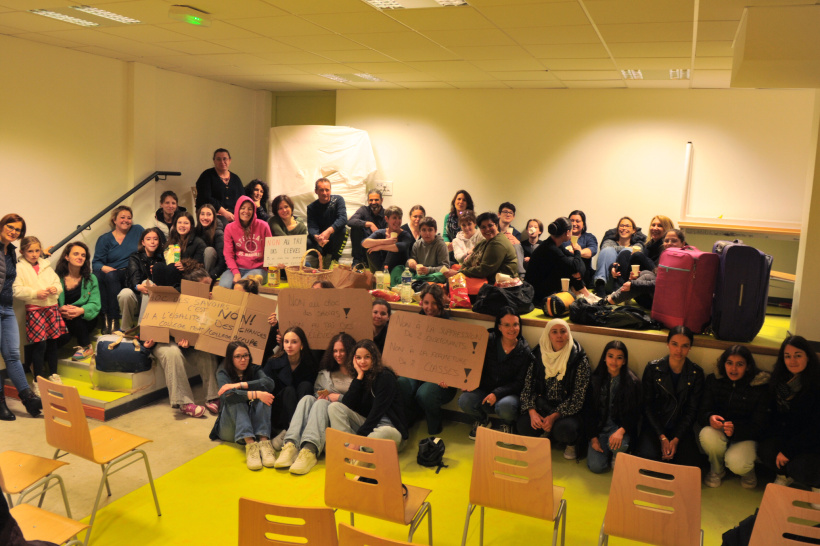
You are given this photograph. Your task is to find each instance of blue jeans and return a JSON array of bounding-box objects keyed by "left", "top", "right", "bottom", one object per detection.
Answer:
[
  {"left": 593, "top": 246, "right": 629, "bottom": 286},
  {"left": 587, "top": 423, "right": 631, "bottom": 474},
  {"left": 217, "top": 399, "right": 271, "bottom": 444},
  {"left": 218, "top": 268, "right": 267, "bottom": 289},
  {"left": 0, "top": 304, "right": 30, "bottom": 393},
  {"left": 458, "top": 390, "right": 519, "bottom": 424},
  {"left": 284, "top": 395, "right": 333, "bottom": 453}
]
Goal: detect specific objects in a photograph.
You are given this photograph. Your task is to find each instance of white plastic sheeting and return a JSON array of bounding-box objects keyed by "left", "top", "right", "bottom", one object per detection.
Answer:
[{"left": 268, "top": 125, "right": 377, "bottom": 231}]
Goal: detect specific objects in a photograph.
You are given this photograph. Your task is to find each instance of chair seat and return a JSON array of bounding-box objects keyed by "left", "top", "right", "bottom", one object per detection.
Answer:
[
  {"left": 402, "top": 484, "right": 432, "bottom": 525},
  {"left": 89, "top": 426, "right": 152, "bottom": 464},
  {"left": 0, "top": 451, "right": 68, "bottom": 494},
  {"left": 11, "top": 503, "right": 89, "bottom": 544}
]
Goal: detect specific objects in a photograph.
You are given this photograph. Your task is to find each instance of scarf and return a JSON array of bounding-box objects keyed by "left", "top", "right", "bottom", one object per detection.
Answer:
[
  {"left": 446, "top": 212, "right": 460, "bottom": 241},
  {"left": 539, "top": 318, "right": 574, "bottom": 381},
  {"left": 775, "top": 372, "right": 803, "bottom": 413}
]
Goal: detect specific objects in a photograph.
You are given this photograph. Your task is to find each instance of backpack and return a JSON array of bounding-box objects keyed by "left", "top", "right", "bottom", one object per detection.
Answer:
[
  {"left": 417, "top": 437, "right": 447, "bottom": 473},
  {"left": 472, "top": 282, "right": 535, "bottom": 316},
  {"left": 568, "top": 299, "right": 662, "bottom": 330}
]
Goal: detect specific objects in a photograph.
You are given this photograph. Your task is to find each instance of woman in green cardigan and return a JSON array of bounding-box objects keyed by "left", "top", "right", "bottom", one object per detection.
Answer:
[{"left": 56, "top": 242, "right": 101, "bottom": 361}]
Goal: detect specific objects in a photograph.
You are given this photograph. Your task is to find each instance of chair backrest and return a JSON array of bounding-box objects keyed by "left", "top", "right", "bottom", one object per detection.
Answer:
[
  {"left": 38, "top": 377, "right": 95, "bottom": 461},
  {"left": 469, "top": 426, "right": 556, "bottom": 521},
  {"left": 749, "top": 483, "right": 820, "bottom": 546},
  {"left": 238, "top": 498, "right": 338, "bottom": 546},
  {"left": 324, "top": 428, "right": 406, "bottom": 525},
  {"left": 603, "top": 453, "right": 701, "bottom": 546},
  {"left": 338, "top": 523, "right": 414, "bottom": 546}
]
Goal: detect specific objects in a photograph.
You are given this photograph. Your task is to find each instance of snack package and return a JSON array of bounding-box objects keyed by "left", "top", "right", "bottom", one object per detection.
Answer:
[
  {"left": 448, "top": 273, "right": 471, "bottom": 309},
  {"left": 164, "top": 244, "right": 180, "bottom": 265},
  {"left": 369, "top": 289, "right": 400, "bottom": 302}
]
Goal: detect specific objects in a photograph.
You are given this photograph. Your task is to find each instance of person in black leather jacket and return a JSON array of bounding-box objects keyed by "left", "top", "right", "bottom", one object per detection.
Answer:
[
  {"left": 458, "top": 307, "right": 533, "bottom": 438},
  {"left": 120, "top": 228, "right": 165, "bottom": 330},
  {"left": 636, "top": 325, "right": 705, "bottom": 469}
]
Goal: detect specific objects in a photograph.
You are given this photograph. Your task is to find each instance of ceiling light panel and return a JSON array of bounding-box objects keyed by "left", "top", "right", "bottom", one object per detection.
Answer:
[
  {"left": 29, "top": 9, "right": 98, "bottom": 27},
  {"left": 71, "top": 6, "right": 140, "bottom": 24}
]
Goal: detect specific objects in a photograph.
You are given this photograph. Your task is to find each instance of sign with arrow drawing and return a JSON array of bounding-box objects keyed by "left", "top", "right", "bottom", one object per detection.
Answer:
[
  {"left": 277, "top": 288, "right": 372, "bottom": 348},
  {"left": 382, "top": 311, "right": 488, "bottom": 391}
]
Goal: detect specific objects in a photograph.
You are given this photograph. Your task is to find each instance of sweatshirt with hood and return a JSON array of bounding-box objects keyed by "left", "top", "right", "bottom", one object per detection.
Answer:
[{"left": 223, "top": 195, "right": 272, "bottom": 275}]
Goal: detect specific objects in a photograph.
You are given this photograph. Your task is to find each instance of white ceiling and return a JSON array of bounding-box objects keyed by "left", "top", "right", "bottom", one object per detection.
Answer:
[{"left": 0, "top": 0, "right": 815, "bottom": 91}]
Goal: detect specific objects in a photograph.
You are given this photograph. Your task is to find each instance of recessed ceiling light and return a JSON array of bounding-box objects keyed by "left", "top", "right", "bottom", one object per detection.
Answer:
[
  {"left": 363, "top": 0, "right": 467, "bottom": 9},
  {"left": 29, "top": 9, "right": 98, "bottom": 26},
  {"left": 72, "top": 6, "right": 141, "bottom": 24},
  {"left": 320, "top": 74, "right": 351, "bottom": 83},
  {"left": 354, "top": 73, "right": 383, "bottom": 82},
  {"left": 621, "top": 69, "right": 643, "bottom": 80},
  {"left": 669, "top": 68, "right": 691, "bottom": 80}
]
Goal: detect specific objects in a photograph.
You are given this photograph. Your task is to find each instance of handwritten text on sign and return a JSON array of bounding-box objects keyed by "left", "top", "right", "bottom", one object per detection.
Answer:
[
  {"left": 277, "top": 288, "right": 372, "bottom": 348},
  {"left": 382, "top": 311, "right": 488, "bottom": 391},
  {"left": 264, "top": 235, "right": 307, "bottom": 267}
]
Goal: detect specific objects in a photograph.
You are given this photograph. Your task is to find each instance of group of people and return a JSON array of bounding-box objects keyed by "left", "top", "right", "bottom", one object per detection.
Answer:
[{"left": 2, "top": 150, "right": 816, "bottom": 500}]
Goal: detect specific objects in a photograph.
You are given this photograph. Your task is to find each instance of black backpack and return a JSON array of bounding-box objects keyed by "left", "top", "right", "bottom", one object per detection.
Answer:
[
  {"left": 569, "top": 299, "right": 662, "bottom": 330},
  {"left": 472, "top": 282, "right": 535, "bottom": 316},
  {"left": 417, "top": 437, "right": 447, "bottom": 473}
]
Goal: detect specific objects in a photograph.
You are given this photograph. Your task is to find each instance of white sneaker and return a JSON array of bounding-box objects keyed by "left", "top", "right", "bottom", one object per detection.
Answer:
[
  {"left": 271, "top": 430, "right": 287, "bottom": 451},
  {"left": 274, "top": 442, "right": 299, "bottom": 469},
  {"left": 704, "top": 470, "right": 725, "bottom": 488},
  {"left": 774, "top": 474, "right": 794, "bottom": 487},
  {"left": 563, "top": 445, "right": 577, "bottom": 460},
  {"left": 246, "top": 442, "right": 262, "bottom": 471},
  {"left": 31, "top": 383, "right": 40, "bottom": 397},
  {"left": 258, "top": 440, "right": 276, "bottom": 468},
  {"left": 49, "top": 374, "right": 62, "bottom": 385},
  {"left": 740, "top": 470, "right": 757, "bottom": 489},
  {"left": 289, "top": 448, "right": 318, "bottom": 475}
]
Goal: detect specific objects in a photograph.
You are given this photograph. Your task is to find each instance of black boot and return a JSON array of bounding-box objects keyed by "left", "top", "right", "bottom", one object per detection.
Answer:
[
  {"left": 19, "top": 388, "right": 42, "bottom": 418},
  {"left": 101, "top": 314, "right": 111, "bottom": 335},
  {"left": 594, "top": 280, "right": 607, "bottom": 299},
  {"left": 0, "top": 380, "right": 14, "bottom": 421}
]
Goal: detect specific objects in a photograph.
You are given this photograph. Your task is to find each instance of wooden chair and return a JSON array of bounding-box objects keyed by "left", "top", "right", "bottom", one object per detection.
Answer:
[
  {"left": 338, "top": 522, "right": 414, "bottom": 546},
  {"left": 11, "top": 503, "right": 89, "bottom": 546},
  {"left": 461, "top": 426, "right": 567, "bottom": 546},
  {"left": 749, "top": 483, "right": 820, "bottom": 545},
  {"left": 238, "top": 497, "right": 338, "bottom": 546},
  {"left": 598, "top": 453, "right": 703, "bottom": 546},
  {"left": 324, "top": 428, "right": 432, "bottom": 545},
  {"left": 38, "top": 377, "right": 161, "bottom": 546},
  {"left": 0, "top": 450, "right": 71, "bottom": 516}
]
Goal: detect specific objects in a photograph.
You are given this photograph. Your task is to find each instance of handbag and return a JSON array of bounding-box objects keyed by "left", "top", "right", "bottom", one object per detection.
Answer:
[
  {"left": 327, "top": 263, "right": 373, "bottom": 289},
  {"left": 472, "top": 281, "right": 535, "bottom": 316}
]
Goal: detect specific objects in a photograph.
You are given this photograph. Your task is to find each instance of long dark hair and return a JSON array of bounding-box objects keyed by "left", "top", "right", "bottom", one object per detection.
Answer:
[
  {"left": 349, "top": 339, "right": 391, "bottom": 388},
  {"left": 223, "top": 341, "right": 255, "bottom": 383},
  {"left": 320, "top": 333, "right": 356, "bottom": 373},
  {"left": 449, "top": 189, "right": 474, "bottom": 216},
  {"left": 567, "top": 210, "right": 587, "bottom": 234},
  {"left": 281, "top": 326, "right": 316, "bottom": 367},
  {"left": 55, "top": 242, "right": 92, "bottom": 283},
  {"left": 138, "top": 228, "right": 164, "bottom": 255},
  {"left": 167, "top": 211, "right": 197, "bottom": 254},
  {"left": 592, "top": 340, "right": 640, "bottom": 421},
  {"left": 245, "top": 179, "right": 269, "bottom": 206},
  {"left": 771, "top": 335, "right": 820, "bottom": 389},
  {"left": 716, "top": 345, "right": 758, "bottom": 381},
  {"left": 195, "top": 204, "right": 218, "bottom": 245}
]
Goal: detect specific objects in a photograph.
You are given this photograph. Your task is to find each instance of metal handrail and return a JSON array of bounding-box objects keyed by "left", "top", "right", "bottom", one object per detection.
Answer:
[{"left": 49, "top": 170, "right": 181, "bottom": 254}]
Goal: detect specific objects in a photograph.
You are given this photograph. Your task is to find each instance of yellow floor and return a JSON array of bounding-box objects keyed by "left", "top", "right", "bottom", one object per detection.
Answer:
[{"left": 86, "top": 423, "right": 763, "bottom": 545}]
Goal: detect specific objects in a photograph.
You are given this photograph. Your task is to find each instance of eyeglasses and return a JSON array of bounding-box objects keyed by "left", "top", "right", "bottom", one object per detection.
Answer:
[
  {"left": 618, "top": 223, "right": 633, "bottom": 229},
  {"left": 3, "top": 225, "right": 21, "bottom": 234},
  {"left": 500, "top": 210, "right": 514, "bottom": 215},
  {"left": 233, "top": 353, "right": 250, "bottom": 360}
]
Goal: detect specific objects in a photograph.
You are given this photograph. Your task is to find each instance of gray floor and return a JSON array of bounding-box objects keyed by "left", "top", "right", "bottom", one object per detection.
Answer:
[{"left": 3, "top": 384, "right": 216, "bottom": 521}]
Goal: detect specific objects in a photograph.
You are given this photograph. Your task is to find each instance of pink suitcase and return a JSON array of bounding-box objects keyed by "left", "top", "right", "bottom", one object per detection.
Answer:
[{"left": 651, "top": 247, "right": 719, "bottom": 334}]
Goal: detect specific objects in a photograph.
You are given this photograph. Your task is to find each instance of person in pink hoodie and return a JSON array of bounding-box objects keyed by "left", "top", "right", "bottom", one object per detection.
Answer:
[{"left": 218, "top": 195, "right": 272, "bottom": 288}]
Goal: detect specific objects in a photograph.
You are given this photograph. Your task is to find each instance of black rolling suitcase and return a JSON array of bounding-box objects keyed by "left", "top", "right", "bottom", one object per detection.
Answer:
[{"left": 711, "top": 240, "right": 773, "bottom": 342}]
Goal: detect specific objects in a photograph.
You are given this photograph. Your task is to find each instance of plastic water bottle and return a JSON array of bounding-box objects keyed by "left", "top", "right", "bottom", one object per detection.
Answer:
[
  {"left": 401, "top": 267, "right": 413, "bottom": 303},
  {"left": 382, "top": 265, "right": 390, "bottom": 290}
]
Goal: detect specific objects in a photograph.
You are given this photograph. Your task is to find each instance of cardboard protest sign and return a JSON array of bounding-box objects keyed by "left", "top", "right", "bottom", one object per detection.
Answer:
[
  {"left": 141, "top": 284, "right": 277, "bottom": 361},
  {"left": 140, "top": 286, "right": 181, "bottom": 343},
  {"left": 382, "top": 311, "right": 488, "bottom": 390},
  {"left": 264, "top": 235, "right": 307, "bottom": 267},
  {"left": 232, "top": 294, "right": 277, "bottom": 363},
  {"left": 277, "top": 288, "right": 371, "bottom": 348}
]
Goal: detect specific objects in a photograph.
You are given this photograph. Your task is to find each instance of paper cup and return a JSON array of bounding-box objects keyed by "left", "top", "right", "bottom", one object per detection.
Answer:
[
  {"left": 571, "top": 235, "right": 579, "bottom": 246},
  {"left": 561, "top": 278, "right": 570, "bottom": 292},
  {"left": 631, "top": 264, "right": 640, "bottom": 275}
]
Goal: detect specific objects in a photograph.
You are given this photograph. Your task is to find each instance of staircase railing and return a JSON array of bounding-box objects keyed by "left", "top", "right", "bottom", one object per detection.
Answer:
[{"left": 49, "top": 170, "right": 181, "bottom": 254}]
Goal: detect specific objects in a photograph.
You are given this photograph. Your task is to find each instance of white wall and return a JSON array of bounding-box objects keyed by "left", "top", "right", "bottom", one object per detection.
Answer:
[
  {"left": 1, "top": 35, "right": 271, "bottom": 259},
  {"left": 336, "top": 89, "right": 817, "bottom": 240}
]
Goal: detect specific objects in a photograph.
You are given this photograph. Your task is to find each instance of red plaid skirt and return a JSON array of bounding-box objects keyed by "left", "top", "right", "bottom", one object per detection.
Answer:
[{"left": 26, "top": 306, "right": 68, "bottom": 343}]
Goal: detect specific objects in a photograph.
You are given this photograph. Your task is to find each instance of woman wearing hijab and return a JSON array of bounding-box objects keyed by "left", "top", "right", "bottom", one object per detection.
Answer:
[{"left": 517, "top": 318, "right": 591, "bottom": 460}]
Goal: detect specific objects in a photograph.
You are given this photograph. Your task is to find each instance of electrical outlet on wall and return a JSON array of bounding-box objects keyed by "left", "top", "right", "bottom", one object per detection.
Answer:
[{"left": 373, "top": 180, "right": 393, "bottom": 196}]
